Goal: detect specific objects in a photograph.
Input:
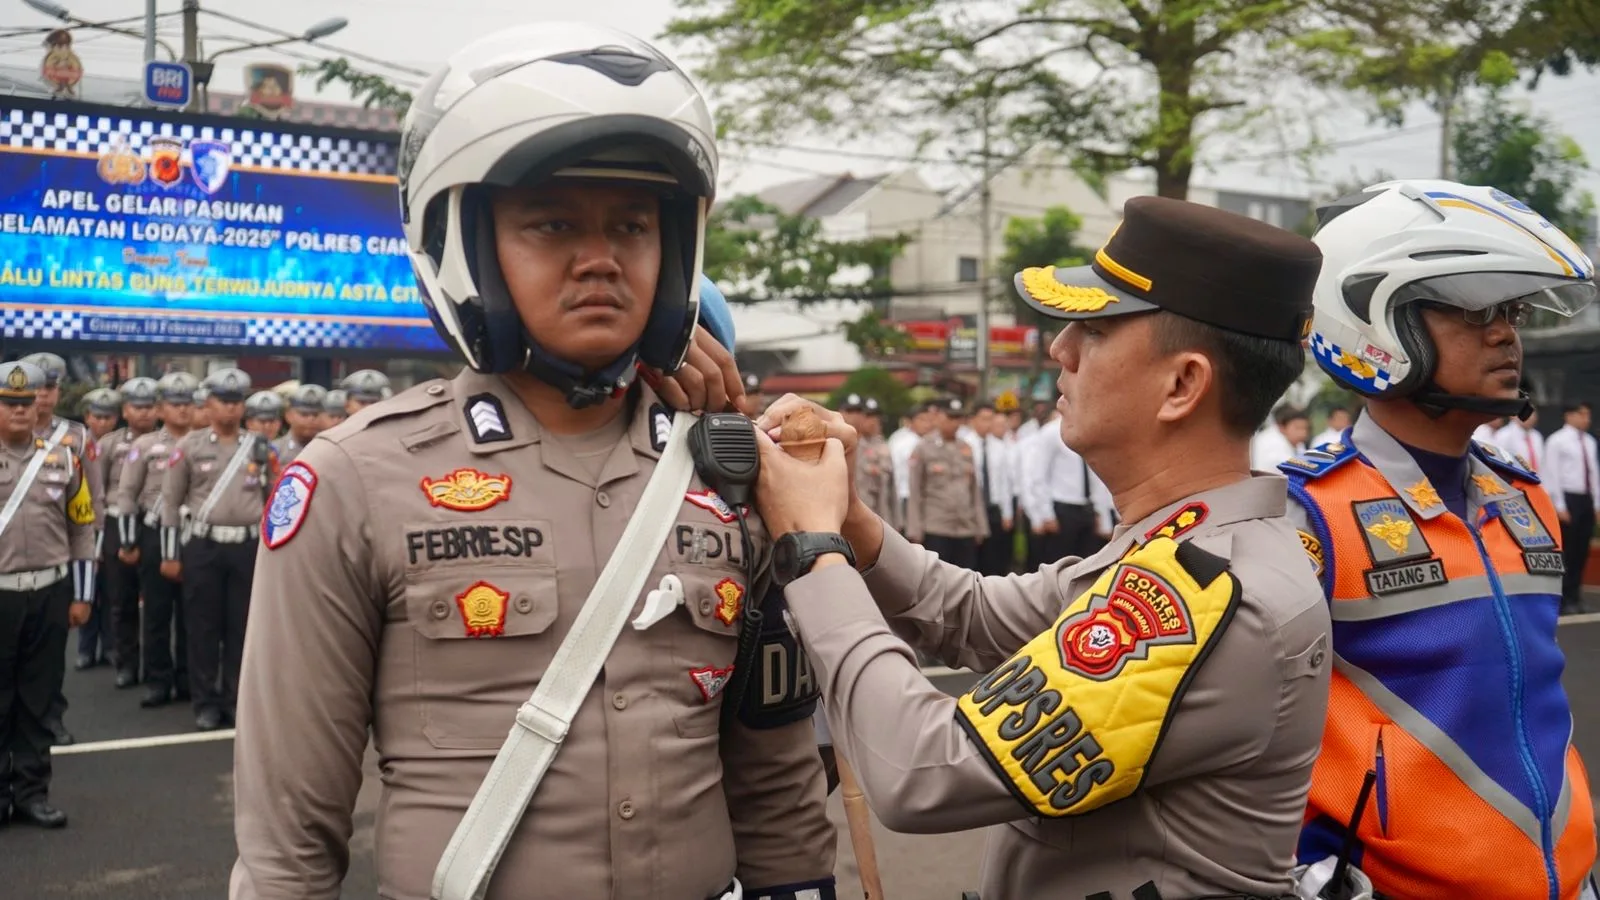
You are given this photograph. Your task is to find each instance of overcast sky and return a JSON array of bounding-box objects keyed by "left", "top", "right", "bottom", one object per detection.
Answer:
[{"left": 7, "top": 0, "right": 1600, "bottom": 207}]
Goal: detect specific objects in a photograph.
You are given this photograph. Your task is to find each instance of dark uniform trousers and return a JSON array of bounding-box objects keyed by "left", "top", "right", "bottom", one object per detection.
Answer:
[
  {"left": 77, "top": 545, "right": 108, "bottom": 663},
  {"left": 1029, "top": 501, "right": 1103, "bottom": 570},
  {"left": 1560, "top": 492, "right": 1595, "bottom": 613},
  {"left": 138, "top": 526, "right": 187, "bottom": 694},
  {"left": 980, "top": 505, "right": 1013, "bottom": 576},
  {"left": 0, "top": 578, "right": 71, "bottom": 805},
  {"left": 181, "top": 536, "right": 256, "bottom": 717},
  {"left": 102, "top": 525, "right": 142, "bottom": 672},
  {"left": 923, "top": 534, "right": 980, "bottom": 571}
]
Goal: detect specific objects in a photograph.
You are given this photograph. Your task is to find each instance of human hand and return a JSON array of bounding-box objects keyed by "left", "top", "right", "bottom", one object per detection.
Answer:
[
  {"left": 1557, "top": 508, "right": 1571, "bottom": 524},
  {"left": 69, "top": 602, "right": 91, "bottom": 628},
  {"left": 756, "top": 395, "right": 862, "bottom": 507},
  {"left": 118, "top": 547, "right": 140, "bottom": 566},
  {"left": 754, "top": 431, "right": 851, "bottom": 538},
  {"left": 1001, "top": 518, "right": 1012, "bottom": 532},
  {"left": 642, "top": 325, "right": 746, "bottom": 415},
  {"left": 160, "top": 560, "right": 181, "bottom": 582}
]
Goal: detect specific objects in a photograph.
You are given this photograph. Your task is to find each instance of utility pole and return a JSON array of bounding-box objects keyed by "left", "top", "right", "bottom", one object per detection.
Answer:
[
  {"left": 181, "top": 0, "right": 200, "bottom": 112},
  {"left": 143, "top": 0, "right": 156, "bottom": 63},
  {"left": 976, "top": 91, "right": 994, "bottom": 401}
]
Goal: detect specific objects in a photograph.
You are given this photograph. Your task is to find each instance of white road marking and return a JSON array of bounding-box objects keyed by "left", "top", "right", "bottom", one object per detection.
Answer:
[
  {"left": 1561, "top": 612, "right": 1600, "bottom": 626},
  {"left": 53, "top": 729, "right": 235, "bottom": 755}
]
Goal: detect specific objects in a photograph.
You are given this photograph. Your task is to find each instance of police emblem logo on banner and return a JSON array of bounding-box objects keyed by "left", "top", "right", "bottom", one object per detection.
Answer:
[
  {"left": 148, "top": 136, "right": 184, "bottom": 189},
  {"left": 187, "top": 139, "right": 232, "bottom": 194},
  {"left": 263, "top": 462, "right": 317, "bottom": 549}
]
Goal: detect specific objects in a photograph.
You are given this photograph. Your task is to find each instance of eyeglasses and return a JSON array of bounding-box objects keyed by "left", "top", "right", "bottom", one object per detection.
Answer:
[
  {"left": 0, "top": 398, "right": 36, "bottom": 407},
  {"left": 1418, "top": 299, "right": 1533, "bottom": 328}
]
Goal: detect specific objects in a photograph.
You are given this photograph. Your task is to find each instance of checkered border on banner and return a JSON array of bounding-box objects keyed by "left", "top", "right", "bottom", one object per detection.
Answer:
[
  {"left": 2, "top": 308, "right": 443, "bottom": 352},
  {"left": 0, "top": 108, "right": 397, "bottom": 176}
]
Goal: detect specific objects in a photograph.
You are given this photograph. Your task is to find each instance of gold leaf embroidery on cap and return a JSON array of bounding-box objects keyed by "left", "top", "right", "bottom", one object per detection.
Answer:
[{"left": 1019, "top": 266, "right": 1120, "bottom": 312}]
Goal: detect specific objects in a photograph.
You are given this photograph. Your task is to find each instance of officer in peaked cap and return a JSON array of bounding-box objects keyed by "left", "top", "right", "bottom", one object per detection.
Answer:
[
  {"left": 903, "top": 396, "right": 988, "bottom": 567},
  {"left": 74, "top": 387, "right": 118, "bottom": 670},
  {"left": 339, "top": 369, "right": 391, "bottom": 414},
  {"left": 318, "top": 389, "right": 349, "bottom": 430},
  {"left": 116, "top": 372, "right": 199, "bottom": 706},
  {"left": 192, "top": 386, "right": 212, "bottom": 430},
  {"left": 244, "top": 391, "right": 285, "bottom": 441},
  {"left": 83, "top": 388, "right": 122, "bottom": 423},
  {"left": 753, "top": 194, "right": 1334, "bottom": 899},
  {"left": 275, "top": 385, "right": 327, "bottom": 467},
  {"left": 0, "top": 360, "right": 95, "bottom": 827},
  {"left": 842, "top": 395, "right": 898, "bottom": 529},
  {"left": 94, "top": 377, "right": 160, "bottom": 682},
  {"left": 163, "top": 367, "right": 276, "bottom": 731}
]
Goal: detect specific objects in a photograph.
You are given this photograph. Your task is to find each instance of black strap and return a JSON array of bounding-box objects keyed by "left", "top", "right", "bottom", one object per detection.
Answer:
[
  {"left": 1132, "top": 883, "right": 1163, "bottom": 900},
  {"left": 1080, "top": 452, "right": 1092, "bottom": 505}
]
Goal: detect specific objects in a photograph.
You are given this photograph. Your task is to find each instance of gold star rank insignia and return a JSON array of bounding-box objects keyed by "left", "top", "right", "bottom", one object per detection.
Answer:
[
  {"left": 1472, "top": 474, "right": 1506, "bottom": 496},
  {"left": 1405, "top": 479, "right": 1442, "bottom": 511}
]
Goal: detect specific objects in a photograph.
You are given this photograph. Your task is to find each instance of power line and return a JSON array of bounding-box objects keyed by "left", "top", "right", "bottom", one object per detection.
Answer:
[{"left": 197, "top": 8, "right": 432, "bottom": 78}]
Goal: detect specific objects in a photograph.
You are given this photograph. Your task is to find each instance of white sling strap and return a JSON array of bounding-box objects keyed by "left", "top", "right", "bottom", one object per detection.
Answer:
[
  {"left": 192, "top": 433, "right": 255, "bottom": 525},
  {"left": 432, "top": 410, "right": 701, "bottom": 900},
  {"left": 0, "top": 421, "right": 69, "bottom": 541}
]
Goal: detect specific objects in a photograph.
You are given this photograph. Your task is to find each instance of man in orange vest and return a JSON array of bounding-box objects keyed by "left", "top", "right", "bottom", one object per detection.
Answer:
[{"left": 1286, "top": 179, "right": 1599, "bottom": 900}]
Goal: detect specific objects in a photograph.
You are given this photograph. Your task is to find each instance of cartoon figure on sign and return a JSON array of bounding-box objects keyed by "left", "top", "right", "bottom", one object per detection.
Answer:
[
  {"left": 240, "top": 63, "right": 294, "bottom": 120},
  {"left": 97, "top": 136, "right": 147, "bottom": 186},
  {"left": 148, "top": 136, "right": 184, "bottom": 189},
  {"left": 40, "top": 30, "right": 83, "bottom": 99},
  {"left": 188, "top": 139, "right": 232, "bottom": 194}
]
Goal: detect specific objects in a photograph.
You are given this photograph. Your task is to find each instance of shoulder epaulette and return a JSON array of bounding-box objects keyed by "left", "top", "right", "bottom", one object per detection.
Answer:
[
  {"left": 320, "top": 379, "right": 452, "bottom": 445},
  {"left": 1471, "top": 440, "right": 1540, "bottom": 484},
  {"left": 1277, "top": 441, "right": 1359, "bottom": 479}
]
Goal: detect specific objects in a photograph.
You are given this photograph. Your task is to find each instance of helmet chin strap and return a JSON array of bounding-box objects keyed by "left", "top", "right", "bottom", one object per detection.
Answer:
[
  {"left": 1410, "top": 383, "right": 1534, "bottom": 422},
  {"left": 520, "top": 331, "right": 641, "bottom": 410}
]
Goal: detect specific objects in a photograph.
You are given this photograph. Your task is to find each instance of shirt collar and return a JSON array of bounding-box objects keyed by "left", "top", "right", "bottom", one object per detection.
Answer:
[{"left": 1076, "top": 474, "right": 1287, "bottom": 572}]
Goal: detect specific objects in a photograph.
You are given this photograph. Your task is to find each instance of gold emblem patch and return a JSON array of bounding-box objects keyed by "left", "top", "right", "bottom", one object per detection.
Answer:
[
  {"left": 4, "top": 366, "right": 26, "bottom": 391},
  {"left": 1019, "top": 266, "right": 1120, "bottom": 313},
  {"left": 1472, "top": 474, "right": 1505, "bottom": 496},
  {"left": 1405, "top": 479, "right": 1442, "bottom": 511},
  {"left": 1298, "top": 530, "right": 1324, "bottom": 578},
  {"left": 1365, "top": 514, "right": 1414, "bottom": 554},
  {"left": 713, "top": 578, "right": 744, "bottom": 626},
  {"left": 421, "top": 468, "right": 512, "bottom": 512},
  {"left": 454, "top": 581, "right": 509, "bottom": 638}
]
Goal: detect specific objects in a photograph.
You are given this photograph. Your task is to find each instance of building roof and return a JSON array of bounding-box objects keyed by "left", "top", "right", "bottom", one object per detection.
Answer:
[{"left": 755, "top": 173, "right": 885, "bottom": 217}]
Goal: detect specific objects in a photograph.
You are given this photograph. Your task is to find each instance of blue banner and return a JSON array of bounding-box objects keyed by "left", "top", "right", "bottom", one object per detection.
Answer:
[{"left": 0, "top": 104, "right": 445, "bottom": 354}]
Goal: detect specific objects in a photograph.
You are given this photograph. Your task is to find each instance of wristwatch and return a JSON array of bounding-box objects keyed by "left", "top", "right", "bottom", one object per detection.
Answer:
[{"left": 772, "top": 532, "right": 856, "bottom": 586}]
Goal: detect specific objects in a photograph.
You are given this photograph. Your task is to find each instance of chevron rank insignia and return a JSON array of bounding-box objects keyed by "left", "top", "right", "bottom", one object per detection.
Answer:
[
  {"left": 1144, "top": 502, "right": 1209, "bottom": 542},
  {"left": 690, "top": 664, "right": 735, "bottom": 702},
  {"left": 650, "top": 403, "right": 673, "bottom": 453},
  {"left": 464, "top": 393, "right": 511, "bottom": 444},
  {"left": 1277, "top": 441, "right": 1359, "bottom": 480}
]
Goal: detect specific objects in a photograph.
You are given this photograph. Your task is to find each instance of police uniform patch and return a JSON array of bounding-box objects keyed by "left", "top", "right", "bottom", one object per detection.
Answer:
[
  {"left": 954, "top": 538, "right": 1239, "bottom": 818},
  {"left": 1143, "top": 501, "right": 1209, "bottom": 542},
  {"left": 262, "top": 462, "right": 317, "bottom": 550},
  {"left": 1277, "top": 442, "right": 1358, "bottom": 479},
  {"left": 420, "top": 467, "right": 512, "bottom": 512},
  {"left": 1404, "top": 479, "right": 1442, "bottom": 511},
  {"left": 1472, "top": 474, "right": 1506, "bottom": 496},
  {"left": 1298, "top": 530, "right": 1324, "bottom": 578},
  {"left": 464, "top": 393, "right": 512, "bottom": 444},
  {"left": 66, "top": 475, "right": 94, "bottom": 525},
  {"left": 454, "top": 581, "right": 510, "bottom": 638},
  {"left": 685, "top": 489, "right": 739, "bottom": 524},
  {"left": 1493, "top": 495, "right": 1563, "bottom": 576},
  {"left": 1353, "top": 499, "right": 1430, "bottom": 564},
  {"left": 650, "top": 403, "right": 673, "bottom": 454},
  {"left": 690, "top": 664, "right": 735, "bottom": 702},
  {"left": 713, "top": 578, "right": 744, "bottom": 625}
]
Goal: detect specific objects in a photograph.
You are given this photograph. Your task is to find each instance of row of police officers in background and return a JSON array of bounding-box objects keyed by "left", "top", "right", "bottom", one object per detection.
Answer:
[{"left": 0, "top": 353, "right": 394, "bottom": 828}]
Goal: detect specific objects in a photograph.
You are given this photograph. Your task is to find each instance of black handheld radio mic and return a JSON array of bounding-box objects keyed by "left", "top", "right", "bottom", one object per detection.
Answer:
[{"left": 688, "top": 413, "right": 760, "bottom": 510}]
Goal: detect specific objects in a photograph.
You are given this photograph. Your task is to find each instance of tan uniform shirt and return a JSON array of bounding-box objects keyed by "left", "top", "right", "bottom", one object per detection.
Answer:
[
  {"left": 116, "top": 428, "right": 181, "bottom": 522},
  {"left": 95, "top": 426, "right": 146, "bottom": 518},
  {"left": 271, "top": 434, "right": 309, "bottom": 467},
  {"left": 231, "top": 371, "right": 835, "bottom": 900},
  {"left": 0, "top": 435, "right": 96, "bottom": 574},
  {"left": 856, "top": 436, "right": 898, "bottom": 531},
  {"left": 38, "top": 417, "right": 102, "bottom": 527},
  {"left": 905, "top": 433, "right": 989, "bottom": 541},
  {"left": 787, "top": 476, "right": 1331, "bottom": 900},
  {"left": 160, "top": 428, "right": 272, "bottom": 531}
]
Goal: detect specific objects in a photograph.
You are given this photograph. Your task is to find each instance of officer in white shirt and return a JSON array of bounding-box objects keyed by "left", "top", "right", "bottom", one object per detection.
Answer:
[
  {"left": 1249, "top": 405, "right": 1307, "bottom": 471},
  {"left": 887, "top": 401, "right": 937, "bottom": 529},
  {"left": 1019, "top": 417, "right": 1113, "bottom": 567},
  {"left": 1543, "top": 401, "right": 1599, "bottom": 614},
  {"left": 1470, "top": 415, "right": 1506, "bottom": 446},
  {"left": 972, "top": 403, "right": 1016, "bottom": 575},
  {"left": 1494, "top": 409, "right": 1545, "bottom": 471},
  {"left": 1308, "top": 405, "right": 1352, "bottom": 448}
]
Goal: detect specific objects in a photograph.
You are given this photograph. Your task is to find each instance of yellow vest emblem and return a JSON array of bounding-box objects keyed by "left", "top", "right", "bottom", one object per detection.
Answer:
[
  {"left": 954, "top": 537, "right": 1238, "bottom": 817},
  {"left": 67, "top": 475, "right": 95, "bottom": 525}
]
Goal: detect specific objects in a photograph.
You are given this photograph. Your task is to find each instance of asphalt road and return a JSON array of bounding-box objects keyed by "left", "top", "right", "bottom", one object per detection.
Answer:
[{"left": 4, "top": 618, "right": 1599, "bottom": 899}]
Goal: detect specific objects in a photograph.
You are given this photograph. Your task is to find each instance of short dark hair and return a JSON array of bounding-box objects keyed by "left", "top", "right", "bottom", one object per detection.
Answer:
[
  {"left": 1151, "top": 312, "right": 1306, "bottom": 439},
  {"left": 1564, "top": 402, "right": 1591, "bottom": 416},
  {"left": 1328, "top": 405, "right": 1351, "bottom": 417},
  {"left": 1273, "top": 405, "right": 1309, "bottom": 427},
  {"left": 975, "top": 403, "right": 997, "bottom": 415}
]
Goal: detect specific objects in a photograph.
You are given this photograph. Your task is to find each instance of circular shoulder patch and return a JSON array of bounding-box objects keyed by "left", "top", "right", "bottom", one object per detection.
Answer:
[{"left": 262, "top": 461, "right": 318, "bottom": 550}]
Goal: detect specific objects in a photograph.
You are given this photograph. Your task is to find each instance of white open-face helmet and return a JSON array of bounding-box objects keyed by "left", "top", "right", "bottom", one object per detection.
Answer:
[
  {"left": 1310, "top": 179, "right": 1596, "bottom": 418},
  {"left": 399, "top": 23, "right": 717, "bottom": 407}
]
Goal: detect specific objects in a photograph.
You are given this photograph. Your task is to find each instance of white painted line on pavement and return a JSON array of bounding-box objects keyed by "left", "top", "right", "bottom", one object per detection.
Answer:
[
  {"left": 53, "top": 729, "right": 235, "bottom": 755},
  {"left": 1561, "top": 612, "right": 1600, "bottom": 626}
]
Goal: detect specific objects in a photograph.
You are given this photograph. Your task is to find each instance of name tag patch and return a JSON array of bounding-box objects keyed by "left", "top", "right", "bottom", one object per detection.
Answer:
[
  {"left": 1364, "top": 559, "right": 1447, "bottom": 596},
  {"left": 405, "top": 523, "right": 547, "bottom": 566},
  {"left": 673, "top": 524, "right": 745, "bottom": 566},
  {"left": 1523, "top": 551, "right": 1565, "bottom": 577}
]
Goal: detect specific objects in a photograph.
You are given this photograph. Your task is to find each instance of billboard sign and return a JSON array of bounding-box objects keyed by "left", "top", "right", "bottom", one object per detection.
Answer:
[{"left": 0, "top": 100, "right": 444, "bottom": 354}]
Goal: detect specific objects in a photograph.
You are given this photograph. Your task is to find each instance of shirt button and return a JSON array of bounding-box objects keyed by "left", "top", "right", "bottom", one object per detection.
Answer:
[
  {"left": 698, "top": 598, "right": 713, "bottom": 616},
  {"left": 612, "top": 693, "right": 628, "bottom": 710},
  {"left": 618, "top": 800, "right": 635, "bottom": 820},
  {"left": 596, "top": 491, "right": 611, "bottom": 509},
  {"left": 429, "top": 600, "right": 450, "bottom": 620},
  {"left": 1311, "top": 648, "right": 1326, "bottom": 668},
  {"left": 427, "top": 384, "right": 445, "bottom": 396},
  {"left": 514, "top": 595, "right": 533, "bottom": 614}
]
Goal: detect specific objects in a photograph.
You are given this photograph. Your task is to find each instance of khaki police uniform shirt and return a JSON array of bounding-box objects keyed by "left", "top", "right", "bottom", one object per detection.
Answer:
[
  {"left": 161, "top": 428, "right": 271, "bottom": 530},
  {"left": 271, "top": 434, "right": 308, "bottom": 467},
  {"left": 787, "top": 476, "right": 1331, "bottom": 900},
  {"left": 905, "top": 433, "right": 989, "bottom": 541},
  {"left": 95, "top": 426, "right": 146, "bottom": 519},
  {"left": 856, "top": 436, "right": 898, "bottom": 530},
  {"left": 0, "top": 435, "right": 95, "bottom": 575},
  {"left": 230, "top": 370, "right": 835, "bottom": 900},
  {"left": 38, "top": 417, "right": 103, "bottom": 527},
  {"left": 115, "top": 428, "right": 181, "bottom": 525}
]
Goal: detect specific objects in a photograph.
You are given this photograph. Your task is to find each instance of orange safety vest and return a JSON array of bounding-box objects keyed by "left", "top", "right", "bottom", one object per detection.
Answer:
[{"left": 1283, "top": 434, "right": 1596, "bottom": 900}]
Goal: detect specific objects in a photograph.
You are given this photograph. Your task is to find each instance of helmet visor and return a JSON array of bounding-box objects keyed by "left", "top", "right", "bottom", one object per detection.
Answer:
[{"left": 1395, "top": 271, "right": 1598, "bottom": 317}]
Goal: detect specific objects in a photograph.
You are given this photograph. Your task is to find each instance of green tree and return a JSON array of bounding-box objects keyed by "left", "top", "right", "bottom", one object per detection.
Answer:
[
  {"left": 705, "top": 195, "right": 910, "bottom": 304},
  {"left": 997, "top": 205, "right": 1091, "bottom": 379},
  {"left": 1511, "top": 0, "right": 1600, "bottom": 81},
  {"left": 826, "top": 366, "right": 914, "bottom": 424},
  {"left": 1450, "top": 89, "right": 1594, "bottom": 244},
  {"left": 842, "top": 308, "right": 913, "bottom": 360},
  {"left": 296, "top": 58, "right": 415, "bottom": 113},
  {"left": 665, "top": 1, "right": 1323, "bottom": 200}
]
